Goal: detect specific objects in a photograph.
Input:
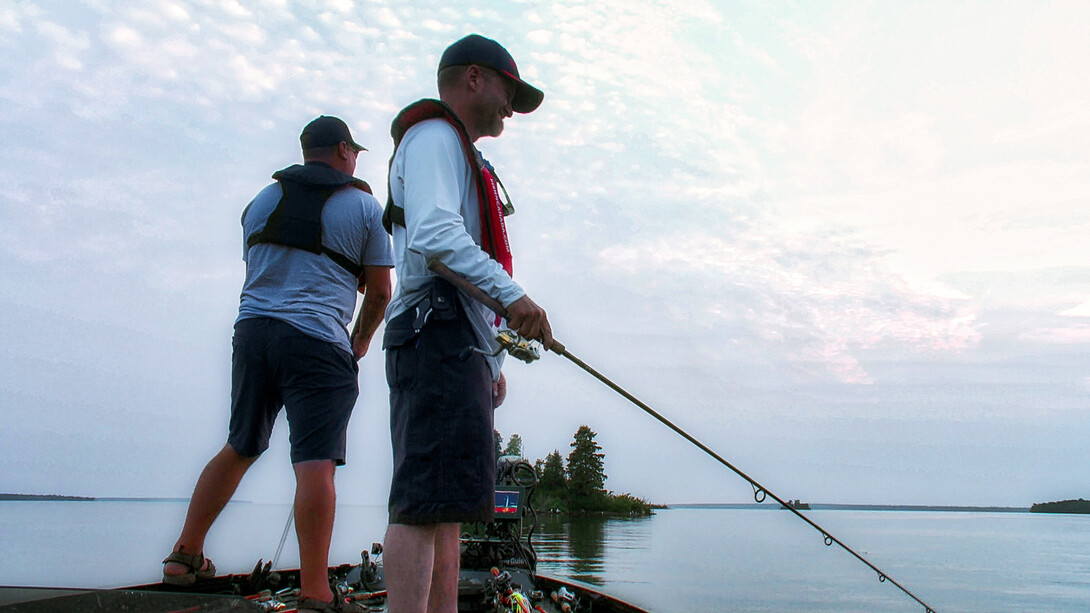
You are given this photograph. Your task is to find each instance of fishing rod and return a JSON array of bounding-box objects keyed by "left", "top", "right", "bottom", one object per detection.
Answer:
[
  {"left": 272, "top": 506, "right": 295, "bottom": 569},
  {"left": 428, "top": 260, "right": 938, "bottom": 613}
]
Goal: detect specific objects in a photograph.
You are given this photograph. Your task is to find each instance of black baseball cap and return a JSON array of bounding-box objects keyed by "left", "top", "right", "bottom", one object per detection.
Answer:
[
  {"left": 439, "top": 34, "right": 544, "bottom": 114},
  {"left": 300, "top": 116, "right": 367, "bottom": 151}
]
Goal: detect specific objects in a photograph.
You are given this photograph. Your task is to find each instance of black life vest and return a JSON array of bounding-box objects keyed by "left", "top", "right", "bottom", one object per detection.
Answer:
[
  {"left": 246, "top": 162, "right": 373, "bottom": 278},
  {"left": 381, "top": 99, "right": 513, "bottom": 275}
]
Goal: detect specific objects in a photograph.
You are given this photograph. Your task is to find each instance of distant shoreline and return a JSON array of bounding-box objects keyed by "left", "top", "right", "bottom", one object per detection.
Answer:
[
  {"left": 1, "top": 494, "right": 197, "bottom": 503},
  {"left": 668, "top": 503, "right": 1031, "bottom": 513},
  {"left": 0, "top": 495, "right": 1058, "bottom": 514},
  {"left": 0, "top": 493, "right": 97, "bottom": 501}
]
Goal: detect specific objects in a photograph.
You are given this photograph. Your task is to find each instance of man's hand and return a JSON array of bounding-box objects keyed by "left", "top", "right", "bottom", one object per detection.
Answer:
[
  {"left": 351, "top": 335, "right": 371, "bottom": 360},
  {"left": 505, "top": 295, "right": 553, "bottom": 350},
  {"left": 492, "top": 371, "right": 507, "bottom": 408}
]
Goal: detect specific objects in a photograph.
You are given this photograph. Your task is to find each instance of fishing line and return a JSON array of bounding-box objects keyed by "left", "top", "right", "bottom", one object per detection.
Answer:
[
  {"left": 550, "top": 345, "right": 936, "bottom": 613},
  {"left": 428, "top": 260, "right": 938, "bottom": 613}
]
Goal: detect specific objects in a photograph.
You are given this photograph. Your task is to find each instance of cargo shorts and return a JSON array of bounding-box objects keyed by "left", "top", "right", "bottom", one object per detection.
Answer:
[{"left": 383, "top": 279, "right": 495, "bottom": 524}]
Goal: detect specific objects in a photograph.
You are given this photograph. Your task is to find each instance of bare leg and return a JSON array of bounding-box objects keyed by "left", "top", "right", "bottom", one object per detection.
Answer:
[
  {"left": 165, "top": 444, "right": 257, "bottom": 577},
  {"left": 385, "top": 523, "right": 439, "bottom": 613},
  {"left": 426, "top": 523, "right": 461, "bottom": 613},
  {"left": 293, "top": 459, "right": 337, "bottom": 602}
]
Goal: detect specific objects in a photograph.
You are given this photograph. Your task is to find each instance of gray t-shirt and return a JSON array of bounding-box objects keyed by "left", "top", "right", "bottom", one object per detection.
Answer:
[{"left": 237, "top": 181, "right": 393, "bottom": 355}]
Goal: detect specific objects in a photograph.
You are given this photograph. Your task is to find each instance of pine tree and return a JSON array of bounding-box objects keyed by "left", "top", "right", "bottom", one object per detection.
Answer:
[
  {"left": 532, "top": 449, "right": 567, "bottom": 513},
  {"left": 539, "top": 450, "right": 565, "bottom": 493},
  {"left": 503, "top": 433, "right": 523, "bottom": 457},
  {"left": 566, "top": 425, "right": 607, "bottom": 510},
  {"left": 493, "top": 429, "right": 503, "bottom": 460}
]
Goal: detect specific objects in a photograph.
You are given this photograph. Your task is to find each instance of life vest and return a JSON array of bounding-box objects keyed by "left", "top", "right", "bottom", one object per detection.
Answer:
[
  {"left": 382, "top": 99, "right": 513, "bottom": 276},
  {"left": 246, "top": 162, "right": 373, "bottom": 278}
]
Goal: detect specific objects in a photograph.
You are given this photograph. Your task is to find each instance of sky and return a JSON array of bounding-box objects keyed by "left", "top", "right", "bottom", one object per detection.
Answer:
[{"left": 1, "top": 0, "right": 1087, "bottom": 510}]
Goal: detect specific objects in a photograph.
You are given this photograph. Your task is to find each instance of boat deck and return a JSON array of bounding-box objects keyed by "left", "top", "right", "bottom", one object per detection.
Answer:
[{"left": 0, "top": 566, "right": 648, "bottom": 613}]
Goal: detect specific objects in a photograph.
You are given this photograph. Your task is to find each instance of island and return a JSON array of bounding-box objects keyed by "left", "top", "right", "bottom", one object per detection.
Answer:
[
  {"left": 497, "top": 426, "right": 659, "bottom": 516},
  {"left": 1030, "top": 498, "right": 1090, "bottom": 514},
  {"left": 0, "top": 493, "right": 93, "bottom": 501},
  {"left": 1, "top": 494, "right": 197, "bottom": 503}
]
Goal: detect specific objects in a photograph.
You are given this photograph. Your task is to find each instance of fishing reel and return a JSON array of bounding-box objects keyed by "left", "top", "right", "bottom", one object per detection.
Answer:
[
  {"left": 463, "top": 329, "right": 540, "bottom": 364},
  {"left": 495, "top": 329, "right": 541, "bottom": 364},
  {"left": 470, "top": 329, "right": 541, "bottom": 363}
]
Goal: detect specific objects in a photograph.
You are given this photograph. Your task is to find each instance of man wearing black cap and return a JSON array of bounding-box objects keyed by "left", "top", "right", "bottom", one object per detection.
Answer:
[
  {"left": 163, "top": 116, "right": 392, "bottom": 613},
  {"left": 380, "top": 35, "right": 552, "bottom": 613}
]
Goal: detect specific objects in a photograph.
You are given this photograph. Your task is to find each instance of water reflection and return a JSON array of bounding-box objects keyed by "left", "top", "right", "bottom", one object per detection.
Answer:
[{"left": 533, "top": 515, "right": 653, "bottom": 585}]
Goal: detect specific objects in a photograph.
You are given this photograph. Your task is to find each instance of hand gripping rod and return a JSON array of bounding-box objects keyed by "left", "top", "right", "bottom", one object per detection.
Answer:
[{"left": 427, "top": 260, "right": 937, "bottom": 613}]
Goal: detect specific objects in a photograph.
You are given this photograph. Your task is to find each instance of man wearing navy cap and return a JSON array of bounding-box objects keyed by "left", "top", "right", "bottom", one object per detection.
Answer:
[
  {"left": 381, "top": 35, "right": 552, "bottom": 612},
  {"left": 163, "top": 116, "right": 392, "bottom": 613}
]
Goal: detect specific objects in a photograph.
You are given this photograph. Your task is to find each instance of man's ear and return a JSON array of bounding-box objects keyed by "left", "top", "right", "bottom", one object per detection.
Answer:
[{"left": 465, "top": 65, "right": 484, "bottom": 92}]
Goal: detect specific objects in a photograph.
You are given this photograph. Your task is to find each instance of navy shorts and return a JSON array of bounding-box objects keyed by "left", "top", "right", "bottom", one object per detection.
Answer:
[
  {"left": 228, "top": 317, "right": 359, "bottom": 466},
  {"left": 384, "top": 280, "right": 495, "bottom": 525}
]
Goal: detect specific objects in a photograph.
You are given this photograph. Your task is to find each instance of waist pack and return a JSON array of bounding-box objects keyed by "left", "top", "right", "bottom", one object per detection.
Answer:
[{"left": 383, "top": 278, "right": 462, "bottom": 349}]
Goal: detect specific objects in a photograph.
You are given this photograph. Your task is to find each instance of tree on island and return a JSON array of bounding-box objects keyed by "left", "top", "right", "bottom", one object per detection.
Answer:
[
  {"left": 503, "top": 434, "right": 523, "bottom": 457},
  {"left": 496, "top": 427, "right": 654, "bottom": 516},
  {"left": 539, "top": 450, "right": 565, "bottom": 493},
  {"left": 532, "top": 450, "right": 567, "bottom": 512},
  {"left": 567, "top": 425, "right": 607, "bottom": 510}
]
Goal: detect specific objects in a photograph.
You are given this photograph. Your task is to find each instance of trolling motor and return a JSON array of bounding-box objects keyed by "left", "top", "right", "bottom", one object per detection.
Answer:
[
  {"left": 455, "top": 456, "right": 553, "bottom": 613},
  {"left": 461, "top": 456, "right": 540, "bottom": 574}
]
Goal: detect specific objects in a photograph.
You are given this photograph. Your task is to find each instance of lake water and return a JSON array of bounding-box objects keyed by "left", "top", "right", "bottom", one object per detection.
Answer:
[{"left": 1, "top": 501, "right": 1088, "bottom": 612}]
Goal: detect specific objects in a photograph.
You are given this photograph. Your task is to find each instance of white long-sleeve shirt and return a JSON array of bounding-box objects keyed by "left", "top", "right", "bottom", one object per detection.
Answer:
[{"left": 385, "top": 118, "right": 525, "bottom": 379}]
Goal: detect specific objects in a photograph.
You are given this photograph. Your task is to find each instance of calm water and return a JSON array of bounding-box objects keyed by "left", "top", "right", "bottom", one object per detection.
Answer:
[{"left": 1, "top": 502, "right": 1088, "bottom": 612}]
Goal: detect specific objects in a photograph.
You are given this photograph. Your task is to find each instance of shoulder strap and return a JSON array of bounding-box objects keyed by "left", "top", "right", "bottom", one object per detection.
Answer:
[
  {"left": 382, "top": 100, "right": 477, "bottom": 233},
  {"left": 247, "top": 165, "right": 367, "bottom": 278}
]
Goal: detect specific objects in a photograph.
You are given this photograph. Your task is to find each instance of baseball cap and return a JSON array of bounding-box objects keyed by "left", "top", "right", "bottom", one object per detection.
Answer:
[
  {"left": 300, "top": 116, "right": 367, "bottom": 151},
  {"left": 439, "top": 34, "right": 544, "bottom": 114}
]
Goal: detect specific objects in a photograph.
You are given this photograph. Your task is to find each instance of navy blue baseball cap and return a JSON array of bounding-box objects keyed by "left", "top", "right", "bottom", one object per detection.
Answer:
[
  {"left": 439, "top": 34, "right": 544, "bottom": 114},
  {"left": 300, "top": 116, "right": 367, "bottom": 151}
]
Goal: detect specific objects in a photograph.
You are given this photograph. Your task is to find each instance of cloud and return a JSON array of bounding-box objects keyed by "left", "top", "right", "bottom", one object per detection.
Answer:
[
  {"left": 1021, "top": 326, "right": 1090, "bottom": 344},
  {"left": 35, "top": 20, "right": 90, "bottom": 70},
  {"left": 593, "top": 223, "right": 980, "bottom": 384},
  {"left": 106, "top": 23, "right": 142, "bottom": 47},
  {"left": 160, "top": 1, "right": 191, "bottom": 22},
  {"left": 0, "top": 6, "right": 23, "bottom": 34},
  {"left": 1061, "top": 302, "right": 1090, "bottom": 318},
  {"left": 940, "top": 267, "right": 1090, "bottom": 315},
  {"left": 370, "top": 6, "right": 402, "bottom": 28},
  {"left": 420, "top": 18, "right": 454, "bottom": 33}
]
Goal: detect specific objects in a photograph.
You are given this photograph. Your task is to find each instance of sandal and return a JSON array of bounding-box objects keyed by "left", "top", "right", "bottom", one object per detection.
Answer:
[
  {"left": 296, "top": 596, "right": 375, "bottom": 613},
  {"left": 162, "top": 550, "right": 216, "bottom": 586}
]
